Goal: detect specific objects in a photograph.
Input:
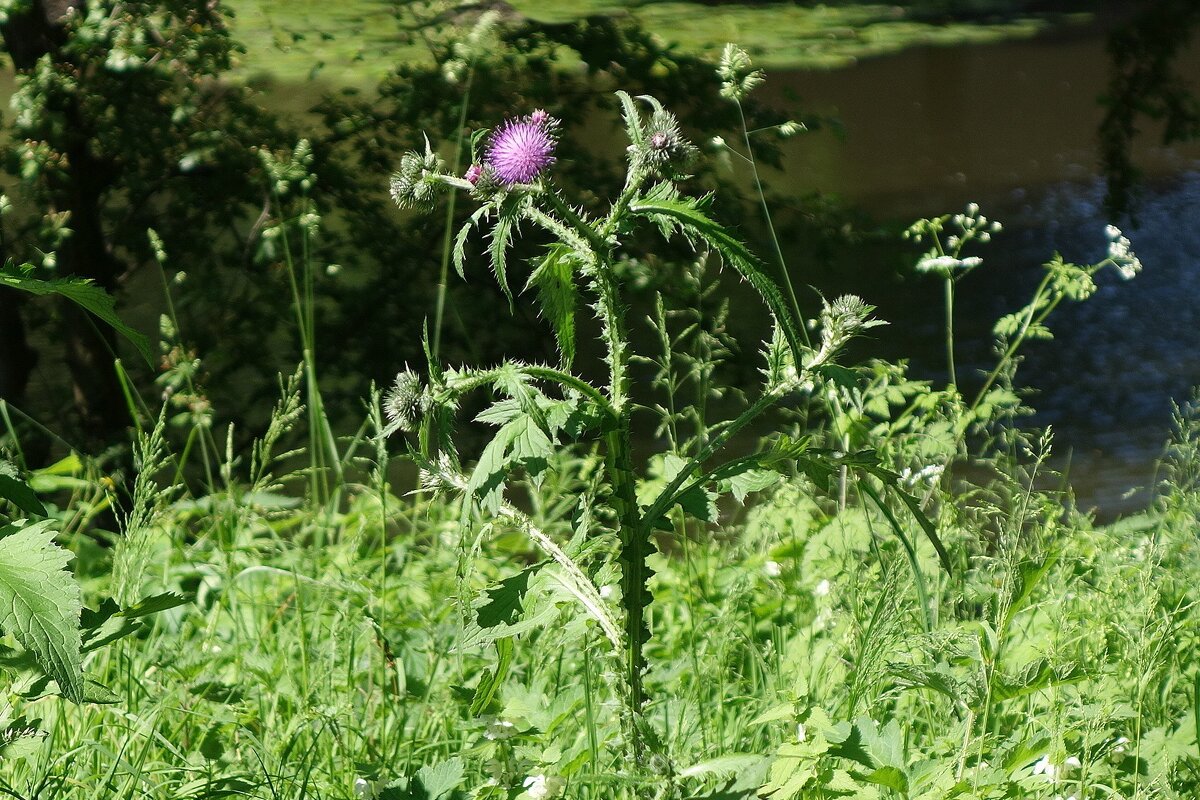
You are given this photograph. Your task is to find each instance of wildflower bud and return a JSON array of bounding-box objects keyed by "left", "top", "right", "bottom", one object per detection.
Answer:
[
  {"left": 966, "top": 202, "right": 980, "bottom": 216},
  {"left": 390, "top": 141, "right": 448, "bottom": 213},
  {"left": 464, "top": 163, "right": 483, "bottom": 185},
  {"left": 383, "top": 368, "right": 430, "bottom": 433}
]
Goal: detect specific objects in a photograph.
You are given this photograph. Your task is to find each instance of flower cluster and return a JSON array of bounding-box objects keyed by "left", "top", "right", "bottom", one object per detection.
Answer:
[
  {"left": 718, "top": 43, "right": 764, "bottom": 102},
  {"left": 908, "top": 202, "right": 1001, "bottom": 276},
  {"left": 1105, "top": 224, "right": 1143, "bottom": 280}
]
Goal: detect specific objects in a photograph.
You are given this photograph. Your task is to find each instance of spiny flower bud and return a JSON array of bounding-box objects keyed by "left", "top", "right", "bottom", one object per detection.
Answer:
[
  {"left": 384, "top": 368, "right": 430, "bottom": 433},
  {"left": 390, "top": 139, "right": 448, "bottom": 213}
]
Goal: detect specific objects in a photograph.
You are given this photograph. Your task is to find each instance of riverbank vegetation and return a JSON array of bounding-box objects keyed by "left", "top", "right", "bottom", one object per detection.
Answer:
[{"left": 0, "top": 3, "right": 1198, "bottom": 799}]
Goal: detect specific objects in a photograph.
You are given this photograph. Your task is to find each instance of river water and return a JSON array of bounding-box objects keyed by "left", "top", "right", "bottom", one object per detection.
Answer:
[{"left": 748, "top": 22, "right": 1200, "bottom": 516}]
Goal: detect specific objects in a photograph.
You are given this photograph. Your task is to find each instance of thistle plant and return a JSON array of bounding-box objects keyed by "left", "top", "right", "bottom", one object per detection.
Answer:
[{"left": 388, "top": 92, "right": 945, "bottom": 769}]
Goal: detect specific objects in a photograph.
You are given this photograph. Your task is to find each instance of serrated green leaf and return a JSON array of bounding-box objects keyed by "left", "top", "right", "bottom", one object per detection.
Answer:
[
  {"left": 630, "top": 193, "right": 805, "bottom": 365},
  {"left": 0, "top": 269, "right": 152, "bottom": 365},
  {"left": 415, "top": 757, "right": 465, "bottom": 800},
  {"left": 0, "top": 521, "right": 82, "bottom": 703},
  {"left": 527, "top": 244, "right": 578, "bottom": 369},
  {"left": 466, "top": 415, "right": 553, "bottom": 512}
]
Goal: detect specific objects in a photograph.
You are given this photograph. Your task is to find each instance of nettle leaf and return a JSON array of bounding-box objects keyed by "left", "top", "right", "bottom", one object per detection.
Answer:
[
  {"left": 0, "top": 520, "right": 83, "bottom": 703},
  {"left": 526, "top": 244, "right": 578, "bottom": 369},
  {"left": 631, "top": 188, "right": 805, "bottom": 366},
  {"left": 0, "top": 268, "right": 152, "bottom": 366}
]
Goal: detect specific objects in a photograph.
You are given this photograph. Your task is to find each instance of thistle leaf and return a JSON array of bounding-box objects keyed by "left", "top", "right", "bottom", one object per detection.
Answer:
[
  {"left": 526, "top": 244, "right": 578, "bottom": 369},
  {"left": 630, "top": 193, "right": 805, "bottom": 365}
]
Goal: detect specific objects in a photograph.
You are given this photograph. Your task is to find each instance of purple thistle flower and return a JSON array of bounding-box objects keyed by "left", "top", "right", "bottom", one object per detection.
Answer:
[
  {"left": 464, "top": 163, "right": 483, "bottom": 185},
  {"left": 485, "top": 111, "right": 559, "bottom": 186}
]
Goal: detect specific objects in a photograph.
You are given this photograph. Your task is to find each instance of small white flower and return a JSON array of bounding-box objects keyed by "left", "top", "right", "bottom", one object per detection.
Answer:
[
  {"left": 710, "top": 136, "right": 726, "bottom": 149},
  {"left": 796, "top": 722, "right": 807, "bottom": 742},
  {"left": 523, "top": 774, "right": 565, "bottom": 799},
  {"left": 354, "top": 778, "right": 376, "bottom": 799},
  {"left": 1064, "top": 756, "right": 1081, "bottom": 769},
  {"left": 1032, "top": 755, "right": 1056, "bottom": 780},
  {"left": 966, "top": 202, "right": 980, "bottom": 216},
  {"left": 599, "top": 584, "right": 616, "bottom": 600},
  {"left": 1105, "top": 223, "right": 1122, "bottom": 240},
  {"left": 484, "top": 718, "right": 518, "bottom": 741},
  {"left": 946, "top": 235, "right": 961, "bottom": 249},
  {"left": 1113, "top": 736, "right": 1131, "bottom": 754},
  {"left": 814, "top": 579, "right": 831, "bottom": 598},
  {"left": 763, "top": 560, "right": 783, "bottom": 578}
]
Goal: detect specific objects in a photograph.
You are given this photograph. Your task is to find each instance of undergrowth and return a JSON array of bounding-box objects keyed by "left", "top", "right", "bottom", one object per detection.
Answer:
[{"left": 0, "top": 45, "right": 1194, "bottom": 800}]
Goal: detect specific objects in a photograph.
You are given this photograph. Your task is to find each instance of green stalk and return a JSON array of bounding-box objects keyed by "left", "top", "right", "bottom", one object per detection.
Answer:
[
  {"left": 944, "top": 275, "right": 958, "bottom": 390},
  {"left": 432, "top": 69, "right": 476, "bottom": 359}
]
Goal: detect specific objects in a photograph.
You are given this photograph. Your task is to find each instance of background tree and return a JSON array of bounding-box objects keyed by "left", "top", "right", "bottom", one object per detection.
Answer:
[{"left": 0, "top": 0, "right": 282, "bottom": 447}]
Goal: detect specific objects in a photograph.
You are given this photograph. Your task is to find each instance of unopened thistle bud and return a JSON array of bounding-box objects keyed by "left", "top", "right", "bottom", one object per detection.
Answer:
[
  {"left": 384, "top": 368, "right": 430, "bottom": 433},
  {"left": 390, "top": 139, "right": 448, "bottom": 212}
]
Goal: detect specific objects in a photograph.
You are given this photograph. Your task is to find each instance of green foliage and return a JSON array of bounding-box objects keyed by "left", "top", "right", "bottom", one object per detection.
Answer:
[{"left": 0, "top": 519, "right": 83, "bottom": 703}]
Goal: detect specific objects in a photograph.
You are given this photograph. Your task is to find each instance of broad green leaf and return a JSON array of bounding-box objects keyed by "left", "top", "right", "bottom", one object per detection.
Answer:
[
  {"left": 0, "top": 520, "right": 82, "bottom": 703},
  {"left": 861, "top": 766, "right": 908, "bottom": 794},
  {"left": 0, "top": 724, "right": 45, "bottom": 761},
  {"left": 0, "top": 268, "right": 152, "bottom": 365},
  {"left": 415, "top": 757, "right": 465, "bottom": 800},
  {"left": 0, "top": 476, "right": 46, "bottom": 518},
  {"left": 680, "top": 754, "right": 770, "bottom": 779}
]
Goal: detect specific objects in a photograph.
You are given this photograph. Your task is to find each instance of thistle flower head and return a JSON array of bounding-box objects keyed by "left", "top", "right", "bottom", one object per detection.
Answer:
[
  {"left": 464, "top": 163, "right": 483, "bottom": 185},
  {"left": 625, "top": 100, "right": 698, "bottom": 178},
  {"left": 484, "top": 110, "right": 559, "bottom": 186}
]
